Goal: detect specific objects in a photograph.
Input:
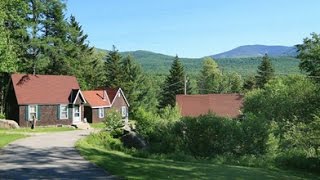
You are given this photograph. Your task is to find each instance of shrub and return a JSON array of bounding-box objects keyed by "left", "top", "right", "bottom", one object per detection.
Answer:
[
  {"left": 134, "top": 107, "right": 160, "bottom": 139},
  {"left": 0, "top": 112, "right": 5, "bottom": 119},
  {"left": 103, "top": 109, "right": 124, "bottom": 137},
  {"left": 85, "top": 132, "right": 124, "bottom": 151},
  {"left": 241, "top": 114, "right": 270, "bottom": 155},
  {"left": 174, "top": 114, "right": 243, "bottom": 158},
  {"left": 275, "top": 149, "right": 320, "bottom": 173}
]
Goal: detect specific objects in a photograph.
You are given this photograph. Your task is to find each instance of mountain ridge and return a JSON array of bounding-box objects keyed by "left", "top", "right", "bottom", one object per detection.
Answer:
[
  {"left": 96, "top": 44, "right": 298, "bottom": 60},
  {"left": 211, "top": 45, "right": 298, "bottom": 59}
]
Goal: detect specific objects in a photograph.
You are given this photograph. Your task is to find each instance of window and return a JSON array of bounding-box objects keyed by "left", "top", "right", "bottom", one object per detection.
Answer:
[
  {"left": 60, "top": 105, "right": 68, "bottom": 119},
  {"left": 74, "top": 105, "right": 80, "bottom": 117},
  {"left": 121, "top": 106, "right": 127, "bottom": 117},
  {"left": 28, "top": 105, "right": 37, "bottom": 121},
  {"left": 99, "top": 108, "right": 104, "bottom": 118}
]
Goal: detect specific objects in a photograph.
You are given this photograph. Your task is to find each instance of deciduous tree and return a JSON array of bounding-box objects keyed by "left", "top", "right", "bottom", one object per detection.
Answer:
[{"left": 297, "top": 33, "right": 320, "bottom": 81}]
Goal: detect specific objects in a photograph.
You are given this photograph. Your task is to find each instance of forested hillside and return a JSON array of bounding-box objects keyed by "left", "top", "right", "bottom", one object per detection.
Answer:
[{"left": 96, "top": 49, "right": 301, "bottom": 75}]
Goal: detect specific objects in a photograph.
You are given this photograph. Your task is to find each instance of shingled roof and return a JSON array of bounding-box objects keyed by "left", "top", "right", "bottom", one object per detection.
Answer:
[
  {"left": 176, "top": 94, "right": 243, "bottom": 118},
  {"left": 11, "top": 74, "right": 81, "bottom": 105},
  {"left": 82, "top": 90, "right": 111, "bottom": 108}
]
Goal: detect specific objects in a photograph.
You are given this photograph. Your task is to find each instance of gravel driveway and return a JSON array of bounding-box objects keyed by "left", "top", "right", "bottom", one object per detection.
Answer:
[{"left": 0, "top": 130, "right": 115, "bottom": 180}]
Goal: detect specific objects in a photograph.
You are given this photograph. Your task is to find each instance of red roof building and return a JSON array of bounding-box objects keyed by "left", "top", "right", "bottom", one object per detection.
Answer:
[
  {"left": 6, "top": 74, "right": 86, "bottom": 127},
  {"left": 176, "top": 94, "right": 243, "bottom": 118},
  {"left": 83, "top": 88, "right": 129, "bottom": 123}
]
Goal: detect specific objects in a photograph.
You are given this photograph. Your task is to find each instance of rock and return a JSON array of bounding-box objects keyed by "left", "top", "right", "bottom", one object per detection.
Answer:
[
  {"left": 0, "top": 119, "right": 20, "bottom": 129},
  {"left": 72, "top": 122, "right": 92, "bottom": 130},
  {"left": 121, "top": 131, "right": 147, "bottom": 150}
]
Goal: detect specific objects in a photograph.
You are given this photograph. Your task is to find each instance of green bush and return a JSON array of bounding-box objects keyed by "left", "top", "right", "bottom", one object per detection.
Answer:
[
  {"left": 136, "top": 113, "right": 270, "bottom": 158},
  {"left": 241, "top": 114, "right": 270, "bottom": 155},
  {"left": 175, "top": 115, "right": 242, "bottom": 158},
  {"left": 0, "top": 112, "right": 5, "bottom": 119},
  {"left": 85, "top": 132, "right": 124, "bottom": 151},
  {"left": 103, "top": 109, "right": 124, "bottom": 137},
  {"left": 275, "top": 149, "right": 320, "bottom": 173},
  {"left": 243, "top": 75, "right": 319, "bottom": 124}
]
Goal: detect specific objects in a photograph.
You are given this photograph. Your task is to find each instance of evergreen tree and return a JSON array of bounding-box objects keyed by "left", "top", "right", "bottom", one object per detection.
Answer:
[
  {"left": 159, "top": 55, "right": 186, "bottom": 109},
  {"left": 121, "top": 55, "right": 156, "bottom": 115},
  {"left": 198, "top": 57, "right": 222, "bottom": 94},
  {"left": 42, "top": 0, "right": 70, "bottom": 75},
  {"left": 65, "top": 15, "right": 94, "bottom": 89},
  {"left": 255, "top": 54, "right": 274, "bottom": 88},
  {"left": 105, "top": 45, "right": 123, "bottom": 88}
]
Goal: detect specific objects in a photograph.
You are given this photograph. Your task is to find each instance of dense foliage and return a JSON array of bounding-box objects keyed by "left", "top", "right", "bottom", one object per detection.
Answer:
[
  {"left": 297, "top": 33, "right": 320, "bottom": 79},
  {"left": 1, "top": 1, "right": 319, "bottom": 175}
]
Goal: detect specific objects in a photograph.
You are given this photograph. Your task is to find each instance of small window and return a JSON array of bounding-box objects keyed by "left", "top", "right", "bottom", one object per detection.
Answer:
[
  {"left": 121, "top": 106, "right": 127, "bottom": 117},
  {"left": 28, "top": 105, "right": 37, "bottom": 121},
  {"left": 118, "top": 92, "right": 121, "bottom": 97},
  {"left": 99, "top": 108, "right": 104, "bottom": 118},
  {"left": 60, "top": 105, "right": 68, "bottom": 119}
]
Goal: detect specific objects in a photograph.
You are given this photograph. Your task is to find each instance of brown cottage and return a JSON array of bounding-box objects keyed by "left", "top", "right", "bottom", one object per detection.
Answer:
[
  {"left": 5, "top": 74, "right": 86, "bottom": 127},
  {"left": 83, "top": 88, "right": 129, "bottom": 123},
  {"left": 176, "top": 94, "right": 243, "bottom": 118}
]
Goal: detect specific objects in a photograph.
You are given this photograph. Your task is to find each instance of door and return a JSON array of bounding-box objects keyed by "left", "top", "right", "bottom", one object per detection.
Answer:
[{"left": 73, "top": 105, "right": 81, "bottom": 124}]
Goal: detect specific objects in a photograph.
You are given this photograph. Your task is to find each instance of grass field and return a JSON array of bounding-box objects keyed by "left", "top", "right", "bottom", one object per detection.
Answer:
[
  {"left": 76, "top": 139, "right": 318, "bottom": 180},
  {"left": 0, "top": 133, "right": 26, "bottom": 148},
  {"left": 90, "top": 123, "right": 105, "bottom": 129}
]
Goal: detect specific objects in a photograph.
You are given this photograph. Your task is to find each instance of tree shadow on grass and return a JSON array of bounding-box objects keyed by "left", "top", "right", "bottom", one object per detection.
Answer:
[{"left": 78, "top": 146, "right": 317, "bottom": 180}]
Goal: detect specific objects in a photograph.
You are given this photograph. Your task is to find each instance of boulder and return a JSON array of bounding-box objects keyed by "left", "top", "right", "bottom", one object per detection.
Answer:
[
  {"left": 0, "top": 119, "right": 20, "bottom": 129},
  {"left": 121, "top": 131, "right": 147, "bottom": 150}
]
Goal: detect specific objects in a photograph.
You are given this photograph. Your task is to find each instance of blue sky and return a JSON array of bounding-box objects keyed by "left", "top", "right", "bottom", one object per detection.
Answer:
[{"left": 66, "top": 0, "right": 320, "bottom": 57}]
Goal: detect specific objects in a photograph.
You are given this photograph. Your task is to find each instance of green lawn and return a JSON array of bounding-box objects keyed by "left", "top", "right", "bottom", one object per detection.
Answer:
[
  {"left": 76, "top": 139, "right": 318, "bottom": 180},
  {"left": 0, "top": 126, "right": 75, "bottom": 133},
  {"left": 90, "top": 122, "right": 105, "bottom": 129},
  {"left": 0, "top": 133, "right": 26, "bottom": 148}
]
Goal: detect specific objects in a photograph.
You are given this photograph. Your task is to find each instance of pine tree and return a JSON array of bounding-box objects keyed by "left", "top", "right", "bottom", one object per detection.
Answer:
[
  {"left": 121, "top": 55, "right": 152, "bottom": 115},
  {"left": 105, "top": 45, "right": 123, "bottom": 88},
  {"left": 159, "top": 55, "right": 185, "bottom": 109},
  {"left": 42, "top": 0, "right": 70, "bottom": 75},
  {"left": 256, "top": 54, "right": 274, "bottom": 88},
  {"left": 65, "top": 15, "right": 94, "bottom": 89}
]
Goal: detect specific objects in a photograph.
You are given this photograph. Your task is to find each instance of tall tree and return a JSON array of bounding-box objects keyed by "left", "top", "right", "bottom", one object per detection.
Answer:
[
  {"left": 159, "top": 55, "right": 186, "bottom": 109},
  {"left": 105, "top": 45, "right": 123, "bottom": 88},
  {"left": 42, "top": 0, "right": 70, "bottom": 75},
  {"left": 0, "top": 0, "right": 28, "bottom": 114},
  {"left": 198, "top": 57, "right": 222, "bottom": 94},
  {"left": 297, "top": 33, "right": 320, "bottom": 81},
  {"left": 255, "top": 53, "right": 274, "bottom": 88},
  {"left": 65, "top": 15, "right": 94, "bottom": 89},
  {"left": 121, "top": 55, "right": 158, "bottom": 115}
]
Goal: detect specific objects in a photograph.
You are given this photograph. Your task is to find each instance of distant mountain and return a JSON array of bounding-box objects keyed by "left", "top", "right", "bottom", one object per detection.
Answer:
[
  {"left": 94, "top": 48, "right": 300, "bottom": 75},
  {"left": 212, "top": 45, "right": 298, "bottom": 59}
]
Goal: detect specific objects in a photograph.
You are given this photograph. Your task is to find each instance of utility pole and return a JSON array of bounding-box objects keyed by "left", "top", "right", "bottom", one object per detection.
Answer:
[{"left": 184, "top": 74, "right": 187, "bottom": 95}]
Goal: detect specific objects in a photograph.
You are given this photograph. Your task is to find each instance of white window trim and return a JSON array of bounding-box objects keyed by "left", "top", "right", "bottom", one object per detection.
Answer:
[
  {"left": 28, "top": 105, "right": 38, "bottom": 121},
  {"left": 121, "top": 106, "right": 127, "bottom": 118},
  {"left": 60, "top": 104, "right": 69, "bottom": 120},
  {"left": 98, "top": 108, "right": 104, "bottom": 118}
]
